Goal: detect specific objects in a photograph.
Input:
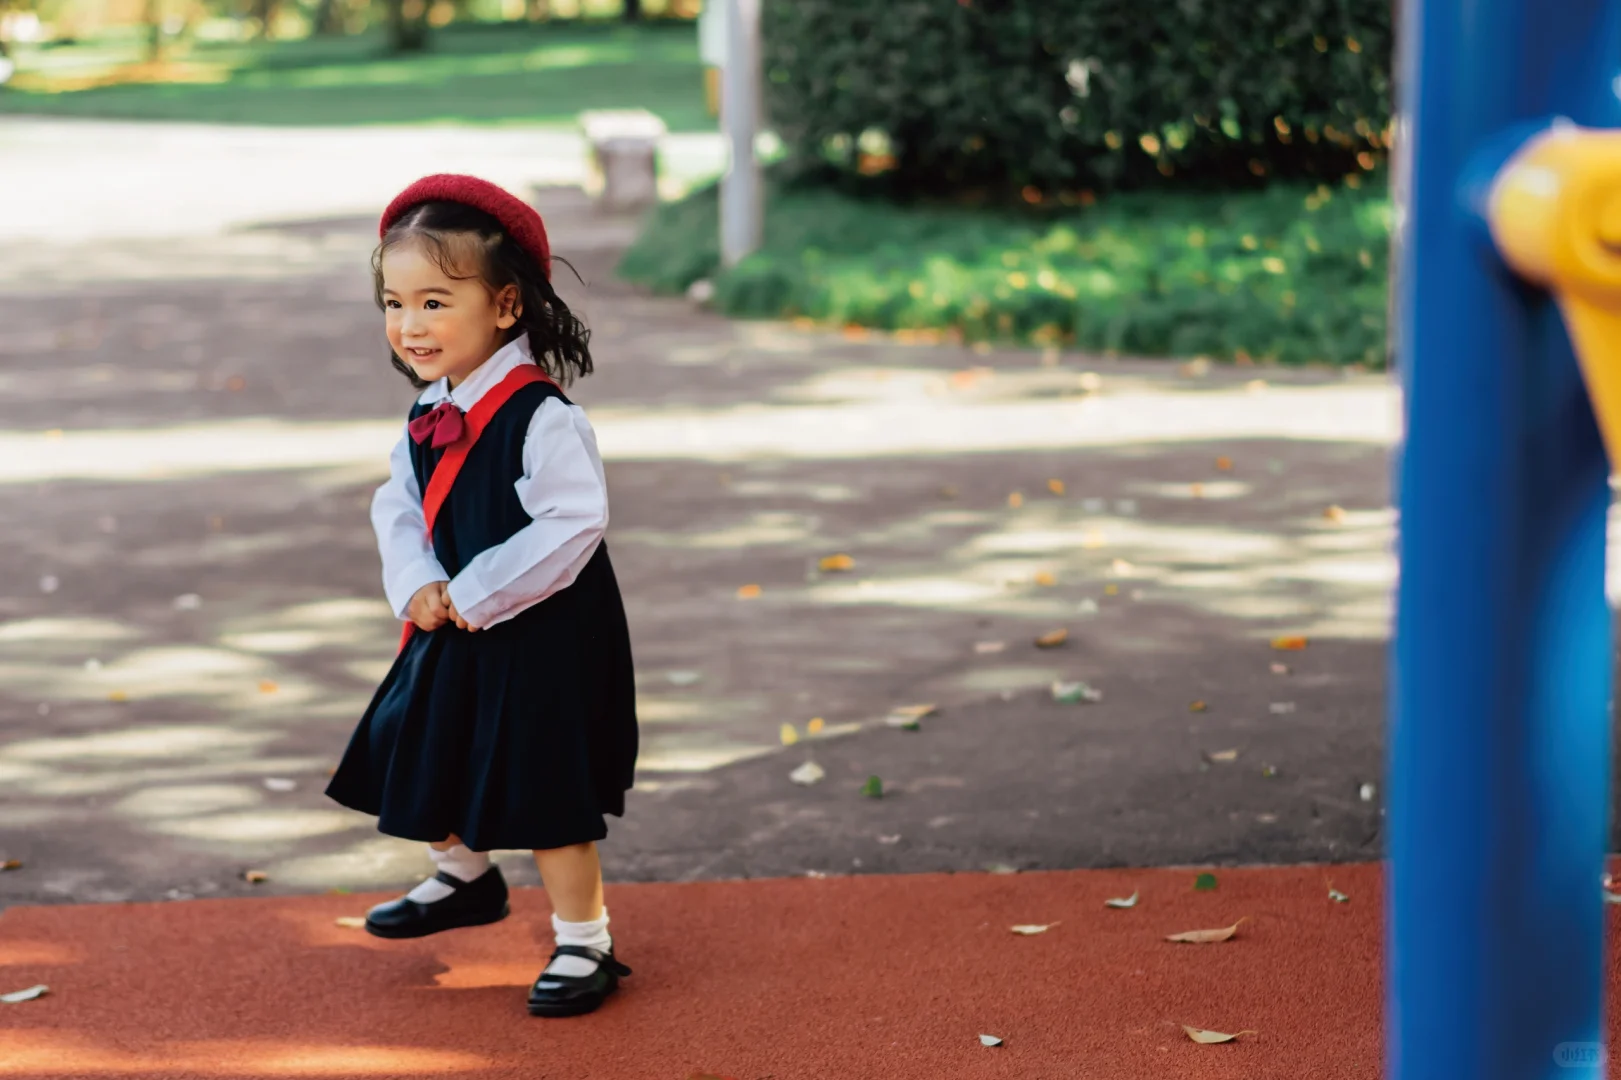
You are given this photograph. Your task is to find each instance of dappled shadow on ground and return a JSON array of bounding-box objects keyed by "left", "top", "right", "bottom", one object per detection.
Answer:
[{"left": 0, "top": 228, "right": 1410, "bottom": 906}]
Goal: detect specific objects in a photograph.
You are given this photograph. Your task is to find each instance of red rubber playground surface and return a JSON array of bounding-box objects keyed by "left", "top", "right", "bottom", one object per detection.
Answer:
[{"left": 0, "top": 861, "right": 1604, "bottom": 1080}]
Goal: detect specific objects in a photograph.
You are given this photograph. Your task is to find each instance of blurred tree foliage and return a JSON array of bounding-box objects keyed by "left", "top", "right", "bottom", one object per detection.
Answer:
[
  {"left": 0, "top": 0, "right": 689, "bottom": 57},
  {"left": 762, "top": 0, "right": 1392, "bottom": 200}
]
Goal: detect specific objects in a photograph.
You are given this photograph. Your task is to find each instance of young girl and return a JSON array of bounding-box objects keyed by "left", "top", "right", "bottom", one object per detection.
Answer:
[{"left": 325, "top": 174, "right": 639, "bottom": 1018}]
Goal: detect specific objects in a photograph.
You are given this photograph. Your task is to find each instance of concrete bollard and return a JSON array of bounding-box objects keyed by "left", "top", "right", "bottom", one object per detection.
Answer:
[{"left": 578, "top": 109, "right": 668, "bottom": 214}]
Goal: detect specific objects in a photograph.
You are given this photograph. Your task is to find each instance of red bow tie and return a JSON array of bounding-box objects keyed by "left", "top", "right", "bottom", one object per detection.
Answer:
[{"left": 408, "top": 401, "right": 466, "bottom": 449}]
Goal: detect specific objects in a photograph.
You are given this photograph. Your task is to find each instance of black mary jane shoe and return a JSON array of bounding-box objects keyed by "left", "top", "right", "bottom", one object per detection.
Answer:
[
  {"left": 364, "top": 866, "right": 510, "bottom": 940},
  {"left": 527, "top": 945, "right": 632, "bottom": 1017}
]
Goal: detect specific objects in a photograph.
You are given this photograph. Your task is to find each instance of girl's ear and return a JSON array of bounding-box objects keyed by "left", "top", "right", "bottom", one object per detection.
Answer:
[{"left": 495, "top": 284, "right": 522, "bottom": 330}]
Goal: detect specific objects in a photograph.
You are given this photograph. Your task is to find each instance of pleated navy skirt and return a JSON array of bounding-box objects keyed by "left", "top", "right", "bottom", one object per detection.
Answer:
[{"left": 326, "top": 380, "right": 638, "bottom": 852}]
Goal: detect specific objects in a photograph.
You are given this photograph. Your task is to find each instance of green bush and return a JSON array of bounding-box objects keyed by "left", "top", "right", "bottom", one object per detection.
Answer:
[
  {"left": 616, "top": 175, "right": 1391, "bottom": 367},
  {"left": 762, "top": 0, "right": 1392, "bottom": 198}
]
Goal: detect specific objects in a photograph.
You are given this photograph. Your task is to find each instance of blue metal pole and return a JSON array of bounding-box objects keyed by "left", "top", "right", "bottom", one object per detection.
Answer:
[{"left": 1390, "top": 2, "right": 1620, "bottom": 1078}]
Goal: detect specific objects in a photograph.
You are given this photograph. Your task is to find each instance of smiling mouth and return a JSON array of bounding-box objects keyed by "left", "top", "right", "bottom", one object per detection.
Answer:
[{"left": 405, "top": 347, "right": 441, "bottom": 359}]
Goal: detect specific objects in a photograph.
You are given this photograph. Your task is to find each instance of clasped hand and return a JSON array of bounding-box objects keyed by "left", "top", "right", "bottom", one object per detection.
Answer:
[{"left": 407, "top": 581, "right": 480, "bottom": 632}]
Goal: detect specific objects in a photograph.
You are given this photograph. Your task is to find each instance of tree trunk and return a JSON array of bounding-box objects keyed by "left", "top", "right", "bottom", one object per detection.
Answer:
[
  {"left": 622, "top": 0, "right": 640, "bottom": 21},
  {"left": 387, "top": 0, "right": 429, "bottom": 52},
  {"left": 252, "top": 0, "right": 278, "bottom": 39},
  {"left": 312, "top": 0, "right": 343, "bottom": 35},
  {"left": 144, "top": 0, "right": 164, "bottom": 60}
]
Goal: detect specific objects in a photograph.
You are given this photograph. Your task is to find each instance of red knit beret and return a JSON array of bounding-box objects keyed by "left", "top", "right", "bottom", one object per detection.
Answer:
[{"left": 379, "top": 174, "right": 552, "bottom": 278}]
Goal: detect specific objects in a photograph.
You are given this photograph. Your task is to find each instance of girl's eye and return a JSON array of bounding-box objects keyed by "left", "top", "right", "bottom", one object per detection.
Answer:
[
  {"left": 385, "top": 299, "right": 401, "bottom": 309},
  {"left": 425, "top": 299, "right": 443, "bottom": 310}
]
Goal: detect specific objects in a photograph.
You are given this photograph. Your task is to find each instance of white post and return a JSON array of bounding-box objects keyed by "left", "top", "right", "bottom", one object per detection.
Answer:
[{"left": 720, "top": 0, "right": 761, "bottom": 267}]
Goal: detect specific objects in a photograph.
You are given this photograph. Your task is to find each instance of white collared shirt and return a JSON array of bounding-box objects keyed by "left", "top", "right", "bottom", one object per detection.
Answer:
[{"left": 370, "top": 336, "right": 609, "bottom": 629}]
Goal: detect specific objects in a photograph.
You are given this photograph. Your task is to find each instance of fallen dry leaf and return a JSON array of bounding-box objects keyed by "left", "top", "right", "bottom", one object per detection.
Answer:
[
  {"left": 225, "top": 375, "right": 246, "bottom": 392},
  {"left": 789, "top": 760, "right": 825, "bottom": 786},
  {"left": 1104, "top": 890, "right": 1140, "bottom": 909},
  {"left": 1206, "top": 748, "right": 1240, "bottom": 763},
  {"left": 1035, "top": 628, "right": 1069, "bottom": 648},
  {"left": 1081, "top": 531, "right": 1107, "bottom": 549},
  {"left": 807, "top": 717, "right": 825, "bottom": 735},
  {"left": 1007, "top": 491, "right": 1025, "bottom": 509},
  {"left": 107, "top": 690, "right": 128, "bottom": 703},
  {"left": 1166, "top": 918, "right": 1247, "bottom": 943},
  {"left": 818, "top": 553, "right": 855, "bottom": 572},
  {"left": 1, "top": 985, "right": 48, "bottom": 1004},
  {"left": 974, "top": 641, "right": 1007, "bottom": 655},
  {"left": 1329, "top": 888, "right": 1350, "bottom": 904},
  {"left": 1183, "top": 1025, "right": 1255, "bottom": 1044},
  {"left": 1190, "top": 482, "right": 1205, "bottom": 498},
  {"left": 243, "top": 869, "right": 269, "bottom": 884},
  {"left": 939, "top": 485, "right": 960, "bottom": 499},
  {"left": 1078, "top": 371, "right": 1103, "bottom": 392},
  {"left": 1323, "top": 504, "right": 1347, "bottom": 523},
  {"left": 1271, "top": 635, "right": 1309, "bottom": 651},
  {"left": 263, "top": 777, "right": 298, "bottom": 792},
  {"left": 335, "top": 916, "right": 367, "bottom": 929},
  {"left": 886, "top": 703, "right": 936, "bottom": 730},
  {"left": 0, "top": 860, "right": 20, "bottom": 871},
  {"left": 1047, "top": 478, "right": 1066, "bottom": 495},
  {"left": 1052, "top": 680, "right": 1103, "bottom": 704},
  {"left": 986, "top": 862, "right": 1018, "bottom": 875},
  {"left": 1033, "top": 571, "right": 1057, "bottom": 587},
  {"left": 736, "top": 584, "right": 762, "bottom": 600},
  {"left": 780, "top": 723, "right": 799, "bottom": 746},
  {"left": 1189, "top": 700, "right": 1209, "bottom": 713},
  {"left": 257, "top": 680, "right": 279, "bottom": 694},
  {"left": 979, "top": 1034, "right": 1004, "bottom": 1047},
  {"left": 1215, "top": 456, "right": 1234, "bottom": 471},
  {"left": 1270, "top": 662, "right": 1290, "bottom": 675},
  {"left": 1010, "top": 922, "right": 1057, "bottom": 935},
  {"left": 1180, "top": 357, "right": 1212, "bottom": 377}
]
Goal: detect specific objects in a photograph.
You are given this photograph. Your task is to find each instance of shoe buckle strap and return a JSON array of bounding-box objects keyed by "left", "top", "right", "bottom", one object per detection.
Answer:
[{"left": 551, "top": 944, "right": 631, "bottom": 977}]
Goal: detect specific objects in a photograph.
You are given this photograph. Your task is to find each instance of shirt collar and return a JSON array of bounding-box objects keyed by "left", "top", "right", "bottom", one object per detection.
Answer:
[{"left": 417, "top": 335, "right": 535, "bottom": 410}]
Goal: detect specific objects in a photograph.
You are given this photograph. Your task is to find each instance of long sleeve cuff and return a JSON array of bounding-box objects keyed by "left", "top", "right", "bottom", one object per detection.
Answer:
[{"left": 385, "top": 555, "right": 450, "bottom": 621}]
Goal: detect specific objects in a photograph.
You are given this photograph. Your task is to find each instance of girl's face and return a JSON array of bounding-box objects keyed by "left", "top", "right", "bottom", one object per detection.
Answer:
[{"left": 381, "top": 240, "right": 520, "bottom": 388}]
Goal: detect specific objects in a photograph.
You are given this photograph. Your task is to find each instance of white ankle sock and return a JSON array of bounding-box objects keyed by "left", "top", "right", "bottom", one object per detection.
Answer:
[
  {"left": 405, "top": 844, "right": 490, "bottom": 903},
  {"left": 544, "top": 909, "right": 612, "bottom": 978}
]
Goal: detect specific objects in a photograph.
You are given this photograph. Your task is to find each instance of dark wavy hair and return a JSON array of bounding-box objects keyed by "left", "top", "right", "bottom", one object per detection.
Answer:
[{"left": 372, "top": 200, "right": 592, "bottom": 389}]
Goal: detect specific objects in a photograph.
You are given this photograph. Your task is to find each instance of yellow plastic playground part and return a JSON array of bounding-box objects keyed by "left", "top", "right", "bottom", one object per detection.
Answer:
[{"left": 1490, "top": 124, "right": 1621, "bottom": 461}]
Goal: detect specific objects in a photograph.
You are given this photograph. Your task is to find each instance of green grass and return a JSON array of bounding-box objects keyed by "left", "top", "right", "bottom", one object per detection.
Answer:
[
  {"left": 0, "top": 21, "right": 711, "bottom": 129},
  {"left": 618, "top": 178, "right": 1393, "bottom": 367}
]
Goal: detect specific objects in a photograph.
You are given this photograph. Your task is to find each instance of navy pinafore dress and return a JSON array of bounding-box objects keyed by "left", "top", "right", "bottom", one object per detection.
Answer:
[{"left": 326, "top": 378, "right": 639, "bottom": 852}]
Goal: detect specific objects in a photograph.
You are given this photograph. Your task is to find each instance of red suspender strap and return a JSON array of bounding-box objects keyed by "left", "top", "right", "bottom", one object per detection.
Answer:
[
  {"left": 420, "top": 364, "right": 555, "bottom": 536},
  {"left": 398, "top": 363, "right": 558, "bottom": 651}
]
